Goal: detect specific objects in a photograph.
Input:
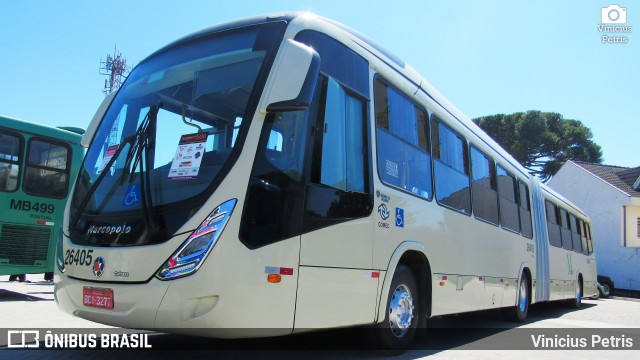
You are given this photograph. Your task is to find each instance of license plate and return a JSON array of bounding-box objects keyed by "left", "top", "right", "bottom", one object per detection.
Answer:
[{"left": 83, "top": 287, "right": 114, "bottom": 309}]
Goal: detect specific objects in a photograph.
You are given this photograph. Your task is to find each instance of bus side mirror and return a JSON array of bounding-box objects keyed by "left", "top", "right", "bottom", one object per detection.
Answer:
[
  {"left": 259, "top": 39, "right": 320, "bottom": 113},
  {"left": 81, "top": 92, "right": 116, "bottom": 148}
]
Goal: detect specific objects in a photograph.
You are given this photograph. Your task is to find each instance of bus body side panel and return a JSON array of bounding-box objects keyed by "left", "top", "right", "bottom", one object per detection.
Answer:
[
  {"left": 369, "top": 66, "right": 536, "bottom": 318},
  {"left": 294, "top": 218, "right": 379, "bottom": 330},
  {"left": 154, "top": 234, "right": 300, "bottom": 337}
]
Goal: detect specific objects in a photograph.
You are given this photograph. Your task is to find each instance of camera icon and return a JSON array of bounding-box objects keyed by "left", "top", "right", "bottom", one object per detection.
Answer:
[{"left": 601, "top": 4, "right": 627, "bottom": 24}]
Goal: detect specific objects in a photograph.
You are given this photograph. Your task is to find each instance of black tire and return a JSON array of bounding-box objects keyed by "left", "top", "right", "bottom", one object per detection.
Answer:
[
  {"left": 569, "top": 278, "right": 582, "bottom": 308},
  {"left": 505, "top": 273, "right": 529, "bottom": 322},
  {"left": 600, "top": 282, "right": 612, "bottom": 298},
  {"left": 370, "top": 265, "right": 419, "bottom": 353}
]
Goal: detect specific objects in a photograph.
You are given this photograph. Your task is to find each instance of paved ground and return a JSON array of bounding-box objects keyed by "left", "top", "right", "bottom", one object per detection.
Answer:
[{"left": 1, "top": 275, "right": 640, "bottom": 359}]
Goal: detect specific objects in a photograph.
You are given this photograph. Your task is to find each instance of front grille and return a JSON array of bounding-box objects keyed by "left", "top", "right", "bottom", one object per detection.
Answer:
[{"left": 0, "top": 223, "right": 51, "bottom": 265}]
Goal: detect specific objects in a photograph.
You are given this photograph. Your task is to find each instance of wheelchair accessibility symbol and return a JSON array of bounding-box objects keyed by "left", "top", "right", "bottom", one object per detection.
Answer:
[
  {"left": 395, "top": 208, "right": 404, "bottom": 228},
  {"left": 122, "top": 184, "right": 140, "bottom": 207}
]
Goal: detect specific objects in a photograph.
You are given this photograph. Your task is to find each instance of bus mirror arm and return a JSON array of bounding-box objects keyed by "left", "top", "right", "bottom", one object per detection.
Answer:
[
  {"left": 81, "top": 92, "right": 117, "bottom": 148},
  {"left": 260, "top": 39, "right": 321, "bottom": 113}
]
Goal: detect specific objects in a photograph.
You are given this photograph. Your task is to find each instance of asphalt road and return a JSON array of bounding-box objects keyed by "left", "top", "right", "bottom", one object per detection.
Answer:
[{"left": 1, "top": 275, "right": 639, "bottom": 359}]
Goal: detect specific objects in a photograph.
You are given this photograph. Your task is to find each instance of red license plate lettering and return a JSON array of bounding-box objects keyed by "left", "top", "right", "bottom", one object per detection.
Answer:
[{"left": 82, "top": 287, "right": 114, "bottom": 309}]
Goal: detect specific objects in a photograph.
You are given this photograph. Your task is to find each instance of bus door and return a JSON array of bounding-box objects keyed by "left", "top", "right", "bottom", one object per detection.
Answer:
[{"left": 294, "top": 76, "right": 377, "bottom": 330}]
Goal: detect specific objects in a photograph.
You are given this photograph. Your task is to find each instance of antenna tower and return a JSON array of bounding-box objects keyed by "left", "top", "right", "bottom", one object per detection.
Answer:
[
  {"left": 100, "top": 45, "right": 130, "bottom": 95},
  {"left": 100, "top": 46, "right": 131, "bottom": 147}
]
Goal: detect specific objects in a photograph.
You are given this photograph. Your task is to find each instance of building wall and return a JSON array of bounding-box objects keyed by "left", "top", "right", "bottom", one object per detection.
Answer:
[
  {"left": 548, "top": 162, "right": 640, "bottom": 291},
  {"left": 625, "top": 206, "right": 640, "bottom": 247}
]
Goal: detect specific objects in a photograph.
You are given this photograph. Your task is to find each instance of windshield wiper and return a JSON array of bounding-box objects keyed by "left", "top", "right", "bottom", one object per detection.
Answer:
[
  {"left": 70, "top": 104, "right": 160, "bottom": 232},
  {"left": 70, "top": 135, "right": 133, "bottom": 229},
  {"left": 119, "top": 104, "right": 160, "bottom": 231}
]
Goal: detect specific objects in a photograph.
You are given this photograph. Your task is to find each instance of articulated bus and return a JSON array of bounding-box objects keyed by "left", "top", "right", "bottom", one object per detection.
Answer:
[
  {"left": 1, "top": 115, "right": 84, "bottom": 280},
  {"left": 55, "top": 13, "right": 596, "bottom": 350}
]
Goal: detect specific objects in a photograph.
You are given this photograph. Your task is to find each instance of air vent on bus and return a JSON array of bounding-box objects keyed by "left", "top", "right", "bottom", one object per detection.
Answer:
[{"left": 0, "top": 224, "right": 51, "bottom": 265}]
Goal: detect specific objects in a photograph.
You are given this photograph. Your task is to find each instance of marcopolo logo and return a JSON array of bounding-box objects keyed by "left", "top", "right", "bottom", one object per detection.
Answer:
[
  {"left": 598, "top": 4, "right": 633, "bottom": 43},
  {"left": 86, "top": 224, "right": 132, "bottom": 235}
]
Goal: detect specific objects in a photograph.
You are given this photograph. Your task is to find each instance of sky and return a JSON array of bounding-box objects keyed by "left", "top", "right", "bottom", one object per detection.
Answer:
[{"left": 1, "top": 0, "right": 638, "bottom": 168}]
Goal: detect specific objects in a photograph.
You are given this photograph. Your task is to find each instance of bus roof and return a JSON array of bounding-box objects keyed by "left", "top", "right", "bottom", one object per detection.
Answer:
[
  {"left": 0, "top": 114, "right": 83, "bottom": 144},
  {"left": 134, "top": 12, "right": 587, "bottom": 220}
]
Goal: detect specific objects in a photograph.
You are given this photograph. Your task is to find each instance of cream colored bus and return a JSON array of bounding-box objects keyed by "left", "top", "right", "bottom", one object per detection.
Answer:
[{"left": 55, "top": 12, "right": 597, "bottom": 351}]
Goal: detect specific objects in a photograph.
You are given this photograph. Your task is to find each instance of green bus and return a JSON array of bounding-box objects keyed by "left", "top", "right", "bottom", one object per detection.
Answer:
[{"left": 0, "top": 115, "right": 84, "bottom": 280}]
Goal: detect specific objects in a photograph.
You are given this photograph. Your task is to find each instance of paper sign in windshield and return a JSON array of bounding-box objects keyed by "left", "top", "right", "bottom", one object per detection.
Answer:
[
  {"left": 97, "top": 145, "right": 119, "bottom": 176},
  {"left": 168, "top": 133, "right": 207, "bottom": 180}
]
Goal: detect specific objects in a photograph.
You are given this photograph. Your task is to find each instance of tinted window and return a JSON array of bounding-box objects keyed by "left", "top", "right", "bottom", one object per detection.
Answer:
[
  {"left": 241, "top": 106, "right": 315, "bottom": 248},
  {"left": 432, "top": 117, "right": 471, "bottom": 214},
  {"left": 580, "top": 219, "right": 589, "bottom": 255},
  {"left": 304, "top": 76, "right": 373, "bottom": 233},
  {"left": 518, "top": 182, "right": 533, "bottom": 238},
  {"left": 294, "top": 30, "right": 369, "bottom": 98},
  {"left": 24, "top": 139, "right": 70, "bottom": 198},
  {"left": 559, "top": 208, "right": 572, "bottom": 250},
  {"left": 546, "top": 200, "right": 562, "bottom": 248},
  {"left": 586, "top": 223, "right": 593, "bottom": 255},
  {"left": 321, "top": 78, "right": 367, "bottom": 192},
  {"left": 571, "top": 214, "right": 582, "bottom": 253},
  {"left": 375, "top": 79, "right": 432, "bottom": 199},
  {"left": 470, "top": 146, "right": 498, "bottom": 224},
  {"left": 497, "top": 165, "right": 520, "bottom": 232},
  {"left": 0, "top": 131, "right": 22, "bottom": 192}
]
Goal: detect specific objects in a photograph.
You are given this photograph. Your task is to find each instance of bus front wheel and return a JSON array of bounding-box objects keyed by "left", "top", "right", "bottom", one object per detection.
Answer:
[{"left": 370, "top": 265, "right": 419, "bottom": 353}]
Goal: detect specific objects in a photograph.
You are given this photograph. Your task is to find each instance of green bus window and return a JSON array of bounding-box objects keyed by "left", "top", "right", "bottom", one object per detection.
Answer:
[
  {"left": 0, "top": 132, "right": 22, "bottom": 192},
  {"left": 24, "top": 139, "right": 70, "bottom": 199}
]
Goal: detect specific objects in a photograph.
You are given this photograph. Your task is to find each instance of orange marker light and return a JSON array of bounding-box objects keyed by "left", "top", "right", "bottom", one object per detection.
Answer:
[
  {"left": 439, "top": 281, "right": 445, "bottom": 287},
  {"left": 268, "top": 274, "right": 281, "bottom": 283}
]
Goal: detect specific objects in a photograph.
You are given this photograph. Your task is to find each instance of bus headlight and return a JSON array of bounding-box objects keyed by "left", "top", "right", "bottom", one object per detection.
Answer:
[
  {"left": 56, "top": 228, "right": 65, "bottom": 273},
  {"left": 156, "top": 198, "right": 237, "bottom": 280}
]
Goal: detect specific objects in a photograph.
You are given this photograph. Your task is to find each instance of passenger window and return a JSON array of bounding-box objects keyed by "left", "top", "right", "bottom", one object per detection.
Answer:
[
  {"left": 497, "top": 165, "right": 520, "bottom": 232},
  {"left": 432, "top": 117, "right": 471, "bottom": 214},
  {"left": 571, "top": 215, "right": 582, "bottom": 253},
  {"left": 320, "top": 78, "right": 366, "bottom": 192},
  {"left": 586, "top": 223, "right": 593, "bottom": 255},
  {"left": 470, "top": 146, "right": 498, "bottom": 224},
  {"left": 546, "top": 200, "right": 562, "bottom": 248},
  {"left": 580, "top": 219, "right": 589, "bottom": 255},
  {"left": 559, "top": 208, "right": 572, "bottom": 250},
  {"left": 375, "top": 79, "right": 432, "bottom": 199},
  {"left": 518, "top": 182, "right": 533, "bottom": 238},
  {"left": 0, "top": 131, "right": 22, "bottom": 192},
  {"left": 24, "top": 139, "right": 70, "bottom": 198}
]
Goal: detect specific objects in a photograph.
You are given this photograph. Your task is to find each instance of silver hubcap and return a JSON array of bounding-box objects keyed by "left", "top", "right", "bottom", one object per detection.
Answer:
[
  {"left": 518, "top": 280, "right": 527, "bottom": 313},
  {"left": 389, "top": 284, "right": 414, "bottom": 338}
]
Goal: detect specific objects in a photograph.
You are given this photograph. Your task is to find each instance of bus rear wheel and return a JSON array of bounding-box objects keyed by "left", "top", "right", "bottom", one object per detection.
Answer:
[
  {"left": 370, "top": 265, "right": 419, "bottom": 353},
  {"left": 569, "top": 278, "right": 582, "bottom": 308},
  {"left": 505, "top": 273, "right": 529, "bottom": 322}
]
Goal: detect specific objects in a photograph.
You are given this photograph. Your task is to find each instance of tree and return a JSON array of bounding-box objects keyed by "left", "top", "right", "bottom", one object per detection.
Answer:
[{"left": 472, "top": 111, "right": 603, "bottom": 182}]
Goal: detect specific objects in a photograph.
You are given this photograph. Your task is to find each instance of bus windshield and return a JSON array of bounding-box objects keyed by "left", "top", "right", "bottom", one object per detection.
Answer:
[{"left": 69, "top": 22, "right": 285, "bottom": 247}]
